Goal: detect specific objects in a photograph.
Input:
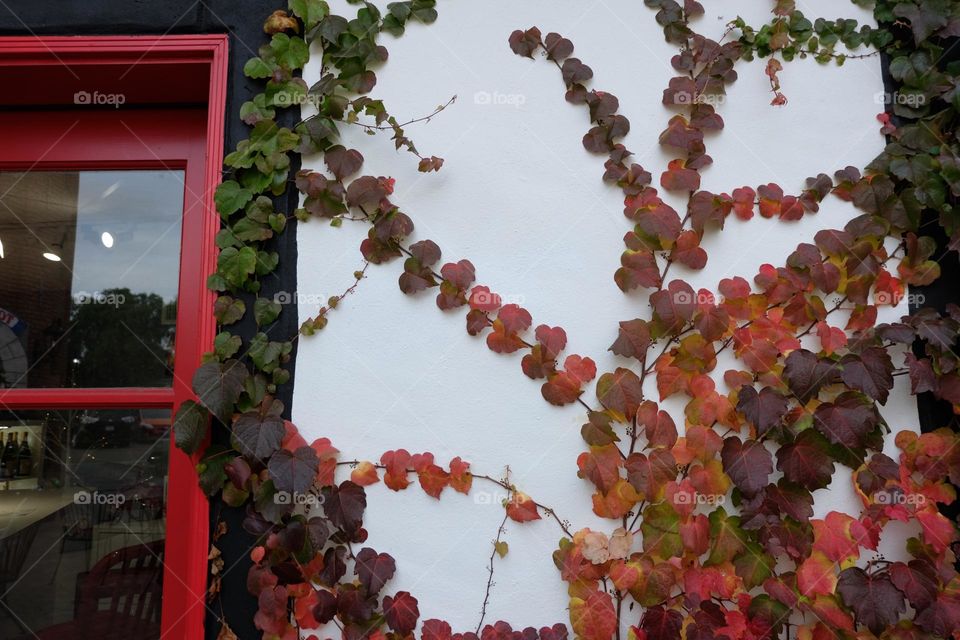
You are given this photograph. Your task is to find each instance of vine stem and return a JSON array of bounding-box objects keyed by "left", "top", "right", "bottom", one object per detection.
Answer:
[
  {"left": 332, "top": 461, "right": 574, "bottom": 537},
  {"left": 476, "top": 511, "right": 509, "bottom": 633},
  {"left": 291, "top": 94, "right": 457, "bottom": 133},
  {"left": 298, "top": 261, "right": 371, "bottom": 330},
  {"left": 347, "top": 95, "right": 457, "bottom": 131}
]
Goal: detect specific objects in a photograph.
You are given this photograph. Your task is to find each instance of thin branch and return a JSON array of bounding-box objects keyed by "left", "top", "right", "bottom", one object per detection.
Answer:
[{"left": 476, "top": 511, "right": 509, "bottom": 633}]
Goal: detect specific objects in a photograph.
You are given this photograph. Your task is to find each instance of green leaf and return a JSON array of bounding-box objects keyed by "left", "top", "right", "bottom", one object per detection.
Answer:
[
  {"left": 289, "top": 0, "right": 329, "bottom": 31},
  {"left": 214, "top": 181, "right": 253, "bottom": 218},
  {"left": 213, "top": 296, "right": 246, "bottom": 325},
  {"left": 231, "top": 217, "right": 273, "bottom": 243},
  {"left": 218, "top": 246, "right": 258, "bottom": 289},
  {"left": 198, "top": 445, "right": 232, "bottom": 496},
  {"left": 270, "top": 33, "right": 310, "bottom": 70},
  {"left": 243, "top": 57, "right": 274, "bottom": 79},
  {"left": 255, "top": 250, "right": 280, "bottom": 276},
  {"left": 706, "top": 507, "right": 748, "bottom": 565},
  {"left": 254, "top": 297, "right": 282, "bottom": 326},
  {"left": 249, "top": 333, "right": 290, "bottom": 372},
  {"left": 640, "top": 502, "right": 683, "bottom": 559},
  {"left": 239, "top": 94, "right": 276, "bottom": 125},
  {"left": 214, "top": 332, "right": 242, "bottom": 359},
  {"left": 733, "top": 541, "right": 774, "bottom": 589},
  {"left": 173, "top": 400, "right": 210, "bottom": 455}
]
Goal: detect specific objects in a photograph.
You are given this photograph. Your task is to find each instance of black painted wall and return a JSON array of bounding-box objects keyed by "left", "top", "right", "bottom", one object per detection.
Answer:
[{"left": 0, "top": 2, "right": 297, "bottom": 638}]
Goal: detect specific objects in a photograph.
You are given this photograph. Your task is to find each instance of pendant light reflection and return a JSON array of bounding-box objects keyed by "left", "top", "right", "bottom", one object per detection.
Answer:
[
  {"left": 101, "top": 231, "right": 114, "bottom": 248},
  {"left": 0, "top": 236, "right": 4, "bottom": 259},
  {"left": 42, "top": 252, "right": 61, "bottom": 262}
]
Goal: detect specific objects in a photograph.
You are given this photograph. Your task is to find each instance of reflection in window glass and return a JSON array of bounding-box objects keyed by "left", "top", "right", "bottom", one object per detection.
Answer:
[
  {"left": 0, "top": 408, "right": 168, "bottom": 639},
  {"left": 0, "top": 170, "right": 184, "bottom": 388}
]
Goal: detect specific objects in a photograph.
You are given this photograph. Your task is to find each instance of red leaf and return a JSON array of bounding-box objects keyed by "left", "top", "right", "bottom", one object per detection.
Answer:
[
  {"left": 889, "top": 560, "right": 937, "bottom": 611},
  {"left": 816, "top": 321, "right": 848, "bottom": 355},
  {"left": 487, "top": 304, "right": 532, "bottom": 354},
  {"left": 813, "top": 391, "right": 880, "bottom": 449},
  {"left": 650, "top": 280, "right": 697, "bottom": 334},
  {"left": 535, "top": 325, "right": 567, "bottom": 359},
  {"left": 506, "top": 491, "right": 540, "bottom": 522},
  {"left": 468, "top": 285, "right": 501, "bottom": 312},
  {"left": 732, "top": 187, "right": 756, "bottom": 220},
  {"left": 616, "top": 250, "right": 662, "bottom": 291},
  {"left": 596, "top": 367, "right": 644, "bottom": 421},
  {"left": 610, "top": 319, "right": 652, "bottom": 360},
  {"left": 671, "top": 230, "right": 707, "bottom": 269},
  {"left": 542, "top": 371, "right": 585, "bottom": 406},
  {"left": 354, "top": 547, "right": 396, "bottom": 595},
  {"left": 660, "top": 159, "right": 701, "bottom": 192},
  {"left": 320, "top": 481, "right": 366, "bottom": 539},
  {"left": 380, "top": 449, "right": 412, "bottom": 491},
  {"left": 448, "top": 457, "right": 473, "bottom": 494},
  {"left": 757, "top": 183, "right": 784, "bottom": 218},
  {"left": 720, "top": 437, "right": 773, "bottom": 497},
  {"left": 776, "top": 429, "right": 835, "bottom": 491},
  {"left": 422, "top": 619, "right": 453, "bottom": 640},
  {"left": 436, "top": 260, "right": 476, "bottom": 309},
  {"left": 736, "top": 385, "right": 788, "bottom": 437},
  {"left": 416, "top": 463, "right": 449, "bottom": 499},
  {"left": 565, "top": 355, "right": 597, "bottom": 384},
  {"left": 640, "top": 606, "right": 683, "bottom": 640},
  {"left": 836, "top": 568, "right": 906, "bottom": 635},
  {"left": 383, "top": 591, "right": 420, "bottom": 635}
]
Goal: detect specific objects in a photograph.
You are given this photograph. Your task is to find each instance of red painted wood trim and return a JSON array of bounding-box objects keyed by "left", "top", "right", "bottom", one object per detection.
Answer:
[
  {"left": 0, "top": 388, "right": 175, "bottom": 409},
  {"left": 0, "top": 34, "right": 228, "bottom": 640}
]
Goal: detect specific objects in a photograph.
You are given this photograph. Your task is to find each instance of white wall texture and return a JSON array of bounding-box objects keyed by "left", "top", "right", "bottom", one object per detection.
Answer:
[{"left": 293, "top": 0, "right": 918, "bottom": 630}]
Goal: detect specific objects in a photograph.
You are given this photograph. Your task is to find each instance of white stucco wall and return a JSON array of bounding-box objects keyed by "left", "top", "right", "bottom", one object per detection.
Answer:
[{"left": 292, "top": 0, "right": 916, "bottom": 630}]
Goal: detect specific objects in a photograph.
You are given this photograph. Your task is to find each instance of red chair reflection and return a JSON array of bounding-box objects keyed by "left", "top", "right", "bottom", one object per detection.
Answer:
[{"left": 34, "top": 539, "right": 164, "bottom": 640}]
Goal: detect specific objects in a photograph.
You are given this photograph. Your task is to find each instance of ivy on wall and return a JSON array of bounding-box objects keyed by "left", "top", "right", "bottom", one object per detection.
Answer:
[{"left": 174, "top": 0, "right": 960, "bottom": 638}]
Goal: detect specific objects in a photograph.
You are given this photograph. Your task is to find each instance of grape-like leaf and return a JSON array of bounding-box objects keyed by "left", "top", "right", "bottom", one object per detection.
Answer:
[
  {"left": 596, "top": 367, "right": 644, "bottom": 422},
  {"left": 839, "top": 347, "right": 894, "bottom": 404},
  {"left": 736, "top": 385, "right": 788, "bottom": 437},
  {"left": 783, "top": 349, "right": 841, "bottom": 403},
  {"left": 173, "top": 400, "right": 210, "bottom": 455},
  {"left": 354, "top": 547, "right": 396, "bottom": 595},
  {"left": 889, "top": 560, "right": 938, "bottom": 611},
  {"left": 321, "top": 481, "right": 367, "bottom": 538},
  {"left": 268, "top": 446, "right": 319, "bottom": 495},
  {"left": 383, "top": 591, "right": 420, "bottom": 635},
  {"left": 640, "top": 605, "right": 683, "bottom": 640},
  {"left": 192, "top": 359, "right": 248, "bottom": 422},
  {"left": 813, "top": 391, "right": 881, "bottom": 449},
  {"left": 323, "top": 145, "right": 363, "bottom": 179},
  {"left": 776, "top": 429, "right": 836, "bottom": 491},
  {"left": 836, "top": 567, "right": 906, "bottom": 635},
  {"left": 721, "top": 437, "right": 773, "bottom": 497}
]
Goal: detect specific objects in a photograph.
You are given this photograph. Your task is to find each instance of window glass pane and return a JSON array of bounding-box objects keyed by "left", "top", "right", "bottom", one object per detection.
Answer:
[
  {"left": 0, "top": 407, "right": 168, "bottom": 638},
  {"left": 0, "top": 170, "right": 184, "bottom": 388}
]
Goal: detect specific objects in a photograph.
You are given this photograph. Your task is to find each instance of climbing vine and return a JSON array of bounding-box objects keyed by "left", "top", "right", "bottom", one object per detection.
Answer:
[{"left": 174, "top": 0, "right": 960, "bottom": 638}]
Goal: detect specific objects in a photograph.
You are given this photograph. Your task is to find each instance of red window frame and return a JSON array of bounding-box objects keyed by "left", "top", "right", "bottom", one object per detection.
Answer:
[{"left": 0, "top": 35, "right": 228, "bottom": 640}]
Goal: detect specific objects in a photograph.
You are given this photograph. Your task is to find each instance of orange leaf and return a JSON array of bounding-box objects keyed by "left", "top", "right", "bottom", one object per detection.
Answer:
[
  {"left": 797, "top": 551, "right": 836, "bottom": 597},
  {"left": 350, "top": 461, "right": 380, "bottom": 487},
  {"left": 592, "top": 479, "right": 641, "bottom": 519},
  {"left": 569, "top": 589, "right": 617, "bottom": 640},
  {"left": 380, "top": 449, "right": 412, "bottom": 491},
  {"left": 448, "top": 457, "right": 473, "bottom": 494}
]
